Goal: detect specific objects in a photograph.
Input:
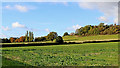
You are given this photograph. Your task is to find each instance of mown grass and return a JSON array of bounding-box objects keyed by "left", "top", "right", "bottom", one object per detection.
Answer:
[
  {"left": 2, "top": 42, "right": 118, "bottom": 66},
  {"left": 1, "top": 41, "right": 53, "bottom": 45},
  {"left": 63, "top": 34, "right": 118, "bottom": 42}
]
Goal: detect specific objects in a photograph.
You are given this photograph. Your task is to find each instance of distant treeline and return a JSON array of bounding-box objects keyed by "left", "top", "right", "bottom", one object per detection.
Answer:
[
  {"left": 63, "top": 23, "right": 120, "bottom": 36},
  {"left": 1, "top": 23, "right": 119, "bottom": 43},
  {"left": 0, "top": 31, "right": 34, "bottom": 43},
  {"left": 0, "top": 31, "right": 63, "bottom": 43},
  {"left": 75, "top": 23, "right": 120, "bottom": 36}
]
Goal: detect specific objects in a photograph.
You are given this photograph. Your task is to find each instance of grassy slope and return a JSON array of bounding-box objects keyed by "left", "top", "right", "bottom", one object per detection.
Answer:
[
  {"left": 63, "top": 34, "right": 118, "bottom": 41},
  {"left": 2, "top": 42, "right": 118, "bottom": 66}
]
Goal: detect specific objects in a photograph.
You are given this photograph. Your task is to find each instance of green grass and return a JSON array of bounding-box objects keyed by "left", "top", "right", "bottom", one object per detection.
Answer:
[
  {"left": 2, "top": 42, "right": 118, "bottom": 66},
  {"left": 2, "top": 56, "right": 31, "bottom": 66},
  {"left": 63, "top": 34, "right": 118, "bottom": 42},
  {"left": 1, "top": 41, "right": 53, "bottom": 45}
]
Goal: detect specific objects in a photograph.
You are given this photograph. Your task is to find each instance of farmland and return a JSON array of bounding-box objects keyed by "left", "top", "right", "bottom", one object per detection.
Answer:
[
  {"left": 63, "top": 34, "right": 118, "bottom": 42},
  {"left": 2, "top": 2, "right": 120, "bottom": 67},
  {"left": 2, "top": 42, "right": 118, "bottom": 66}
]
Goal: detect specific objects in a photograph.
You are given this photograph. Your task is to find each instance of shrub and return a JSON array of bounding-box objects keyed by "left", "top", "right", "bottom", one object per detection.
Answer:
[
  {"left": 9, "top": 37, "right": 16, "bottom": 43},
  {"left": 55, "top": 36, "right": 63, "bottom": 43},
  {"left": 47, "top": 32, "right": 58, "bottom": 41},
  {"left": 15, "top": 39, "right": 20, "bottom": 42},
  {"left": 2, "top": 38, "right": 10, "bottom": 43},
  {"left": 35, "top": 37, "right": 46, "bottom": 42},
  {"left": 63, "top": 32, "right": 69, "bottom": 36}
]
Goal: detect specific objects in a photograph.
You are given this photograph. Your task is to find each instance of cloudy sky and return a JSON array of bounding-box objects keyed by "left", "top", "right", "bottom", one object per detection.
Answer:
[{"left": 1, "top": 2, "right": 118, "bottom": 38}]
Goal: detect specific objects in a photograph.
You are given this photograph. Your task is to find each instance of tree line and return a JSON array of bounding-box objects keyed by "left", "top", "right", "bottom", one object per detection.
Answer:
[
  {"left": 35, "top": 32, "right": 63, "bottom": 43},
  {"left": 1, "top": 31, "right": 34, "bottom": 43},
  {"left": 63, "top": 23, "right": 120, "bottom": 36},
  {"left": 1, "top": 23, "right": 119, "bottom": 43},
  {"left": 0, "top": 31, "right": 63, "bottom": 43}
]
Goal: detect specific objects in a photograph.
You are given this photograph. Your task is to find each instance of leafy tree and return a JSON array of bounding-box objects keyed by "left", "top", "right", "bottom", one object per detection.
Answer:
[
  {"left": 98, "top": 23, "right": 104, "bottom": 27},
  {"left": 31, "top": 32, "right": 34, "bottom": 42},
  {"left": 44, "top": 36, "right": 49, "bottom": 41},
  {"left": 25, "top": 31, "right": 29, "bottom": 42},
  {"left": 55, "top": 36, "right": 63, "bottom": 43},
  {"left": 47, "top": 32, "right": 58, "bottom": 41},
  {"left": 83, "top": 25, "right": 91, "bottom": 34},
  {"left": 35, "top": 37, "right": 46, "bottom": 42},
  {"left": 29, "top": 31, "right": 31, "bottom": 42},
  {"left": 75, "top": 23, "right": 120, "bottom": 36},
  {"left": 25, "top": 31, "right": 34, "bottom": 42},
  {"left": 20, "top": 36, "right": 25, "bottom": 42},
  {"left": 75, "top": 27, "right": 84, "bottom": 35},
  {"left": 93, "top": 28, "right": 100, "bottom": 35},
  {"left": 15, "top": 38, "right": 20, "bottom": 42},
  {"left": 63, "top": 32, "right": 69, "bottom": 36},
  {"left": 2, "top": 38, "right": 10, "bottom": 43},
  {"left": 9, "top": 37, "right": 16, "bottom": 43}
]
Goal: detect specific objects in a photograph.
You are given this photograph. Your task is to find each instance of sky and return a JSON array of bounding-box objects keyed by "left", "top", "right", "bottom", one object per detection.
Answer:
[{"left": 1, "top": 2, "right": 118, "bottom": 38}]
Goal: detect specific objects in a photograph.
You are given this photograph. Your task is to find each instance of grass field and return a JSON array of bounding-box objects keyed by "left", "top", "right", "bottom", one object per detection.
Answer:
[
  {"left": 63, "top": 34, "right": 118, "bottom": 42},
  {"left": 1, "top": 41, "right": 53, "bottom": 45},
  {"left": 2, "top": 42, "right": 118, "bottom": 66}
]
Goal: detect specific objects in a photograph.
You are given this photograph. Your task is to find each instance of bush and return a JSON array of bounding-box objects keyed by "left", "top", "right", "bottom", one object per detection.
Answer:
[
  {"left": 63, "top": 32, "right": 69, "bottom": 36},
  {"left": 2, "top": 38, "right": 10, "bottom": 43},
  {"left": 47, "top": 32, "right": 58, "bottom": 41},
  {"left": 35, "top": 37, "right": 46, "bottom": 42},
  {"left": 55, "top": 36, "right": 63, "bottom": 43}
]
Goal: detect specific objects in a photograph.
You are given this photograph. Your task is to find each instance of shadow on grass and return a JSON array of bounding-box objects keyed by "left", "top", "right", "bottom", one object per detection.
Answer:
[
  {"left": 1, "top": 39, "right": 120, "bottom": 47},
  {"left": 2, "top": 56, "right": 32, "bottom": 68}
]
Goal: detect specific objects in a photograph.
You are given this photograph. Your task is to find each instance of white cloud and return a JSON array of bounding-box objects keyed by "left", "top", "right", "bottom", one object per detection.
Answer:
[
  {"left": 15, "top": 5, "right": 28, "bottom": 12},
  {"left": 78, "top": 2, "right": 118, "bottom": 24},
  {"left": 79, "top": 2, "right": 118, "bottom": 17},
  {"left": 45, "top": 28, "right": 50, "bottom": 32},
  {"left": 67, "top": 24, "right": 82, "bottom": 30},
  {"left": 104, "top": 23, "right": 108, "bottom": 25},
  {"left": 5, "top": 5, "right": 11, "bottom": 9},
  {"left": 2, "top": 26, "right": 10, "bottom": 31},
  {"left": 4, "top": 5, "right": 36, "bottom": 12},
  {"left": 12, "top": 22, "right": 38, "bottom": 31},
  {"left": 78, "top": 2, "right": 94, "bottom": 9},
  {"left": 98, "top": 16, "right": 109, "bottom": 22},
  {"left": 12, "top": 22, "right": 25, "bottom": 28},
  {"left": 72, "top": 24, "right": 82, "bottom": 30}
]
